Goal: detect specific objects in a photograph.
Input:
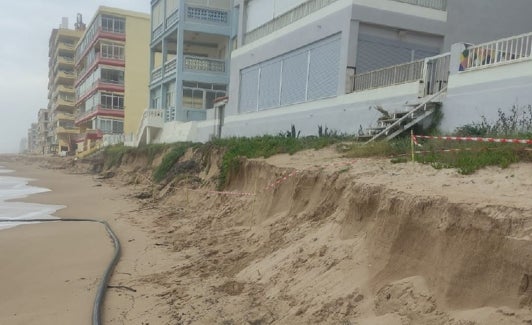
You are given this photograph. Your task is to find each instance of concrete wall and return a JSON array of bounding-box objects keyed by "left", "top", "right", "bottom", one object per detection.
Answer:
[
  {"left": 124, "top": 14, "right": 151, "bottom": 135},
  {"left": 441, "top": 59, "right": 532, "bottom": 132}
]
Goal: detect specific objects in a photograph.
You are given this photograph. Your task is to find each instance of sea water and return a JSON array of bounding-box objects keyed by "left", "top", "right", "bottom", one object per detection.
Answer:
[{"left": 0, "top": 166, "right": 63, "bottom": 230}]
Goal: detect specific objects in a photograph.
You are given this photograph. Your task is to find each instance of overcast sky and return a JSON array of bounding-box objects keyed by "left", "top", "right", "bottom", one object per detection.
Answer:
[{"left": 0, "top": 1, "right": 150, "bottom": 153}]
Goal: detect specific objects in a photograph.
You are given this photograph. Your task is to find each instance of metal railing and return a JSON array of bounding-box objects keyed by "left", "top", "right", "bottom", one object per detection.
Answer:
[
  {"left": 245, "top": 0, "right": 338, "bottom": 44},
  {"left": 392, "top": 0, "right": 447, "bottom": 10},
  {"left": 152, "top": 24, "right": 164, "bottom": 40},
  {"left": 164, "top": 58, "right": 177, "bottom": 75},
  {"left": 461, "top": 31, "right": 532, "bottom": 71},
  {"left": 151, "top": 66, "right": 162, "bottom": 81},
  {"left": 352, "top": 60, "right": 424, "bottom": 92},
  {"left": 244, "top": 0, "right": 446, "bottom": 45},
  {"left": 184, "top": 56, "right": 225, "bottom": 73},
  {"left": 166, "top": 9, "right": 179, "bottom": 28}
]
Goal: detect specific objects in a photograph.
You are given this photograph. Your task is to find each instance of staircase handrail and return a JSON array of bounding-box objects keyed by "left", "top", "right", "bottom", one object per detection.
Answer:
[{"left": 365, "top": 86, "right": 447, "bottom": 144}]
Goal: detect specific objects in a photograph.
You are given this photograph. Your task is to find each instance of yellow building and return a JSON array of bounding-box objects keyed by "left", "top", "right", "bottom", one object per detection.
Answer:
[
  {"left": 48, "top": 18, "right": 84, "bottom": 154},
  {"left": 74, "top": 6, "right": 149, "bottom": 153}
]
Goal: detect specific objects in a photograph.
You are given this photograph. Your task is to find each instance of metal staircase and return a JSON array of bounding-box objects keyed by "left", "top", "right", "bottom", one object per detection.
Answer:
[{"left": 361, "top": 87, "right": 447, "bottom": 143}]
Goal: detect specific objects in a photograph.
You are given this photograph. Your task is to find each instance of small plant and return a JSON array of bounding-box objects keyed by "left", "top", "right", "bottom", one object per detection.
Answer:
[
  {"left": 279, "top": 124, "right": 301, "bottom": 138},
  {"left": 318, "top": 125, "right": 340, "bottom": 138},
  {"left": 455, "top": 105, "right": 532, "bottom": 137}
]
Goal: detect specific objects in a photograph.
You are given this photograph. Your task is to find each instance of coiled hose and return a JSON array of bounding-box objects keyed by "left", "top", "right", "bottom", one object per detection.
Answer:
[{"left": 0, "top": 218, "right": 121, "bottom": 325}]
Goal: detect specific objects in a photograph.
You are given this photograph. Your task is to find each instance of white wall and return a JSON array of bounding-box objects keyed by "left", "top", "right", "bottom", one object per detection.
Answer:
[{"left": 441, "top": 60, "right": 532, "bottom": 132}]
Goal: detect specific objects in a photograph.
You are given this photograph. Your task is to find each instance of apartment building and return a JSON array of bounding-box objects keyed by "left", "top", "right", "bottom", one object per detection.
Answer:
[
  {"left": 27, "top": 123, "right": 38, "bottom": 154},
  {"left": 74, "top": 6, "right": 149, "bottom": 153},
  {"left": 134, "top": 0, "right": 532, "bottom": 145},
  {"left": 148, "top": 0, "right": 232, "bottom": 123},
  {"left": 48, "top": 18, "right": 84, "bottom": 154},
  {"left": 36, "top": 108, "right": 49, "bottom": 154}
]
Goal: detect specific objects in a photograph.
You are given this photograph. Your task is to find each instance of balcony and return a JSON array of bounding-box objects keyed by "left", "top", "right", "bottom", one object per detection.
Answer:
[
  {"left": 56, "top": 126, "right": 80, "bottom": 135},
  {"left": 245, "top": 0, "right": 447, "bottom": 44},
  {"left": 55, "top": 42, "right": 75, "bottom": 56},
  {"left": 54, "top": 70, "right": 76, "bottom": 84},
  {"left": 184, "top": 56, "right": 225, "bottom": 73},
  {"left": 166, "top": 9, "right": 179, "bottom": 28},
  {"left": 56, "top": 55, "right": 75, "bottom": 68},
  {"left": 185, "top": 6, "right": 229, "bottom": 25},
  {"left": 53, "top": 112, "right": 75, "bottom": 122},
  {"left": 52, "top": 85, "right": 75, "bottom": 100},
  {"left": 75, "top": 105, "right": 125, "bottom": 126},
  {"left": 164, "top": 57, "right": 177, "bottom": 75},
  {"left": 151, "top": 66, "right": 163, "bottom": 82},
  {"left": 53, "top": 97, "right": 76, "bottom": 110},
  {"left": 76, "top": 54, "right": 125, "bottom": 87},
  {"left": 76, "top": 79, "right": 125, "bottom": 106},
  {"left": 76, "top": 28, "right": 126, "bottom": 65},
  {"left": 393, "top": 0, "right": 447, "bottom": 10}
]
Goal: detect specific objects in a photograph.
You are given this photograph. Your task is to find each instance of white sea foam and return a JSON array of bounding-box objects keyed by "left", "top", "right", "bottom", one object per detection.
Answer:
[{"left": 0, "top": 167, "right": 64, "bottom": 230}]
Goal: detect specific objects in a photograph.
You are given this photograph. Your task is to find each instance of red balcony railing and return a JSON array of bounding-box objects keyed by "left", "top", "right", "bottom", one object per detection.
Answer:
[
  {"left": 75, "top": 105, "right": 125, "bottom": 126},
  {"left": 76, "top": 79, "right": 124, "bottom": 106}
]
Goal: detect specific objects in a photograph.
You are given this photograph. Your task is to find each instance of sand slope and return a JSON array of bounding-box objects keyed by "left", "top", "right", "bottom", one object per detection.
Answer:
[{"left": 1, "top": 151, "right": 532, "bottom": 324}]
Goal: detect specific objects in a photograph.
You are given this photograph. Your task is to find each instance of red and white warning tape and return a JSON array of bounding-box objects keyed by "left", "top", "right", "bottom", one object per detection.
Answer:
[{"left": 413, "top": 135, "right": 532, "bottom": 145}]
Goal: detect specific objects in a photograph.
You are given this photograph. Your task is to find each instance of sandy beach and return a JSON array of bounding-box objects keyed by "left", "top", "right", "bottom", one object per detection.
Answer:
[{"left": 0, "top": 158, "right": 160, "bottom": 325}]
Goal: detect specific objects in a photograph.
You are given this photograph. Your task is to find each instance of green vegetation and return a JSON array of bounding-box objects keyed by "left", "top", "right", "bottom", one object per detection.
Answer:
[
  {"left": 136, "top": 143, "right": 169, "bottom": 165},
  {"left": 213, "top": 134, "right": 348, "bottom": 188},
  {"left": 344, "top": 105, "right": 532, "bottom": 174},
  {"left": 152, "top": 142, "right": 197, "bottom": 182},
  {"left": 103, "top": 106, "right": 531, "bottom": 186},
  {"left": 103, "top": 144, "right": 130, "bottom": 169},
  {"left": 342, "top": 138, "right": 411, "bottom": 158}
]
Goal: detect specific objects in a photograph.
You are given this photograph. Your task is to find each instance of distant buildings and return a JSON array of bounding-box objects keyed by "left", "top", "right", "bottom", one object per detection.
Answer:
[
  {"left": 74, "top": 7, "right": 149, "bottom": 154},
  {"left": 27, "top": 123, "right": 38, "bottom": 154}
]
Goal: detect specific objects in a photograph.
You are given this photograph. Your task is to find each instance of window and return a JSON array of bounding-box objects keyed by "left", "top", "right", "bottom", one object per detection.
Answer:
[
  {"left": 101, "top": 93, "right": 124, "bottom": 110},
  {"left": 101, "top": 43, "right": 124, "bottom": 60},
  {"left": 98, "top": 119, "right": 123, "bottom": 134},
  {"left": 101, "top": 69, "right": 124, "bottom": 84},
  {"left": 101, "top": 15, "right": 125, "bottom": 34},
  {"left": 182, "top": 82, "right": 226, "bottom": 109}
]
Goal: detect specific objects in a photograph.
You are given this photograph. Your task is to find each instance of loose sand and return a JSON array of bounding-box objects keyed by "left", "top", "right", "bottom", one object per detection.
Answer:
[{"left": 0, "top": 150, "right": 531, "bottom": 325}]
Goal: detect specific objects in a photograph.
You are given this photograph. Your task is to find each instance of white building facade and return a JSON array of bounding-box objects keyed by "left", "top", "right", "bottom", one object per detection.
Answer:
[{"left": 134, "top": 0, "right": 532, "bottom": 145}]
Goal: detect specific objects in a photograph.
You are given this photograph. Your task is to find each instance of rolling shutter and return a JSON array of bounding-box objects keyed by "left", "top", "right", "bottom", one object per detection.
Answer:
[
  {"left": 280, "top": 51, "right": 308, "bottom": 106},
  {"left": 239, "top": 67, "right": 259, "bottom": 113},
  {"left": 357, "top": 35, "right": 439, "bottom": 73},
  {"left": 308, "top": 37, "right": 341, "bottom": 100},
  {"left": 258, "top": 61, "right": 282, "bottom": 110}
]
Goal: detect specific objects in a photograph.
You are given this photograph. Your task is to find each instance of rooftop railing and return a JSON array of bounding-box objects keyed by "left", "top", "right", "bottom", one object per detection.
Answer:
[
  {"left": 393, "top": 0, "right": 447, "bottom": 11},
  {"left": 245, "top": 0, "right": 338, "bottom": 44},
  {"left": 245, "top": 0, "right": 446, "bottom": 45},
  {"left": 460, "top": 31, "right": 532, "bottom": 72}
]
